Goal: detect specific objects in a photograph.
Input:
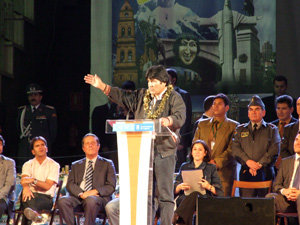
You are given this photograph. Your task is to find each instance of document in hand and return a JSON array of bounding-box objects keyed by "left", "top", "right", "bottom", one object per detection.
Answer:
[{"left": 182, "top": 169, "right": 206, "bottom": 195}]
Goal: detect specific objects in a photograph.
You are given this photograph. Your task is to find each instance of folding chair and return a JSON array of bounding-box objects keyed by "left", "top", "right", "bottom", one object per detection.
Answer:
[
  {"left": 231, "top": 180, "right": 272, "bottom": 197},
  {"left": 14, "top": 179, "right": 63, "bottom": 225}
]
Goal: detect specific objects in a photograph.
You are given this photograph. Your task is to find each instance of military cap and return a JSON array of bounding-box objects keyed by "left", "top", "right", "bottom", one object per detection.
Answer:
[
  {"left": 248, "top": 95, "right": 265, "bottom": 109},
  {"left": 26, "top": 83, "right": 43, "bottom": 94}
]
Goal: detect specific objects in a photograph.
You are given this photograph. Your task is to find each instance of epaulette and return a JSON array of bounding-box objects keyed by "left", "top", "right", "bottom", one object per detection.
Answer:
[
  {"left": 45, "top": 105, "right": 55, "bottom": 110},
  {"left": 268, "top": 123, "right": 276, "bottom": 128},
  {"left": 18, "top": 105, "right": 26, "bottom": 110},
  {"left": 236, "top": 123, "right": 247, "bottom": 128}
]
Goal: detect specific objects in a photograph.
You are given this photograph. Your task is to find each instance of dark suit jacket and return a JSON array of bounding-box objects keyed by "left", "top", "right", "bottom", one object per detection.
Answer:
[
  {"left": 271, "top": 117, "right": 297, "bottom": 126},
  {"left": 174, "top": 86, "right": 192, "bottom": 147},
  {"left": 273, "top": 155, "right": 296, "bottom": 193},
  {"left": 66, "top": 155, "right": 117, "bottom": 203},
  {"left": 281, "top": 120, "right": 299, "bottom": 158},
  {"left": 0, "top": 155, "right": 16, "bottom": 204}
]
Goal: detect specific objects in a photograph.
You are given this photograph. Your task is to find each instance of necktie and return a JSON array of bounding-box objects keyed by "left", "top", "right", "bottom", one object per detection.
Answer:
[
  {"left": 253, "top": 123, "right": 257, "bottom": 132},
  {"left": 212, "top": 120, "right": 219, "bottom": 137},
  {"left": 84, "top": 160, "right": 94, "bottom": 191},
  {"left": 292, "top": 158, "right": 300, "bottom": 189},
  {"left": 252, "top": 124, "right": 258, "bottom": 139},
  {"left": 279, "top": 121, "right": 286, "bottom": 138},
  {"left": 33, "top": 107, "right": 37, "bottom": 113}
]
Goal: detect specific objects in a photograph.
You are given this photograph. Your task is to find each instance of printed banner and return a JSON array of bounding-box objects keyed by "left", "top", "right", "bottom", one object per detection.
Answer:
[{"left": 112, "top": 0, "right": 275, "bottom": 95}]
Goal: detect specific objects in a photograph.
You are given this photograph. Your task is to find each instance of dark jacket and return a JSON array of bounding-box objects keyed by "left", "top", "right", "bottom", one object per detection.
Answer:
[
  {"left": 17, "top": 103, "right": 57, "bottom": 146},
  {"left": 174, "top": 86, "right": 192, "bottom": 148},
  {"left": 108, "top": 87, "right": 186, "bottom": 157},
  {"left": 232, "top": 120, "right": 280, "bottom": 181},
  {"left": 174, "top": 161, "right": 224, "bottom": 205},
  {"left": 281, "top": 120, "right": 299, "bottom": 158},
  {"left": 273, "top": 155, "right": 296, "bottom": 193},
  {"left": 271, "top": 117, "right": 297, "bottom": 126}
]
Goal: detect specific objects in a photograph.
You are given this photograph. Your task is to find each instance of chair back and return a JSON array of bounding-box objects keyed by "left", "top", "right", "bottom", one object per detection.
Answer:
[
  {"left": 231, "top": 180, "right": 272, "bottom": 197},
  {"left": 52, "top": 180, "right": 63, "bottom": 210}
]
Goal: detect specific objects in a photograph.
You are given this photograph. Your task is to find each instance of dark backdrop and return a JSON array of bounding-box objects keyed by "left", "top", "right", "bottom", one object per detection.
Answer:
[
  {"left": 2, "top": 0, "right": 91, "bottom": 168},
  {"left": 277, "top": 0, "right": 300, "bottom": 98}
]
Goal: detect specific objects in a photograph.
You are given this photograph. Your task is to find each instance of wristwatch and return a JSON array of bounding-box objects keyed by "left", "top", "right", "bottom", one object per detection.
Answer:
[{"left": 33, "top": 179, "right": 38, "bottom": 185}]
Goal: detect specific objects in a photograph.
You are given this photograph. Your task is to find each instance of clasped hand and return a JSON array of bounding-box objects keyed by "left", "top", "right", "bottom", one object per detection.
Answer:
[
  {"left": 283, "top": 188, "right": 300, "bottom": 201},
  {"left": 246, "top": 160, "right": 262, "bottom": 176},
  {"left": 79, "top": 189, "right": 99, "bottom": 200}
]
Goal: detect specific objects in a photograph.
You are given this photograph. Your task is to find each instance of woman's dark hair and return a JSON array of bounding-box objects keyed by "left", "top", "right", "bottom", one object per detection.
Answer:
[{"left": 189, "top": 140, "right": 211, "bottom": 162}]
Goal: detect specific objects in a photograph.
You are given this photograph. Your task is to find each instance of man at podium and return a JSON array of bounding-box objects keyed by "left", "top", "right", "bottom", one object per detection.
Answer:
[{"left": 84, "top": 65, "right": 186, "bottom": 225}]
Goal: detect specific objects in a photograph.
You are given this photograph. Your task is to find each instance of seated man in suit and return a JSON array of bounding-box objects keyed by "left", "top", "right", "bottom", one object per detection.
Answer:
[
  {"left": 58, "top": 133, "right": 116, "bottom": 225},
  {"left": 0, "top": 135, "right": 16, "bottom": 220},
  {"left": 281, "top": 97, "right": 300, "bottom": 158},
  {"left": 20, "top": 136, "right": 60, "bottom": 224},
  {"left": 266, "top": 132, "right": 300, "bottom": 224}
]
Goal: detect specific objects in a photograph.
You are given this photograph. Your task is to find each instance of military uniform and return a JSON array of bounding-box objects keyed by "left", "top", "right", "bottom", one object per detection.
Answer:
[
  {"left": 17, "top": 103, "right": 57, "bottom": 170},
  {"left": 232, "top": 120, "right": 280, "bottom": 196}
]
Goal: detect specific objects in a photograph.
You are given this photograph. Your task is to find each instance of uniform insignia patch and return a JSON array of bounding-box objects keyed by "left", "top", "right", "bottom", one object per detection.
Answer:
[{"left": 241, "top": 131, "right": 249, "bottom": 137}]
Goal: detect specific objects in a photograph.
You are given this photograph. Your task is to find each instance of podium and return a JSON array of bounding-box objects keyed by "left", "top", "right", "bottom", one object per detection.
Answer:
[{"left": 106, "top": 119, "right": 171, "bottom": 225}]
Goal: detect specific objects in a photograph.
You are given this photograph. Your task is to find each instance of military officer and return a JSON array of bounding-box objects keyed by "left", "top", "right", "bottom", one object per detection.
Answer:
[
  {"left": 17, "top": 83, "right": 57, "bottom": 171},
  {"left": 232, "top": 95, "right": 280, "bottom": 197}
]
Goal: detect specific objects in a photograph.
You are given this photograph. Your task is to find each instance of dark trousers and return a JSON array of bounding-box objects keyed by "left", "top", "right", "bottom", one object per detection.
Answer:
[
  {"left": 57, "top": 195, "right": 107, "bottom": 225},
  {"left": 21, "top": 192, "right": 53, "bottom": 225},
  {"left": 0, "top": 199, "right": 7, "bottom": 219},
  {"left": 266, "top": 193, "right": 300, "bottom": 224},
  {"left": 239, "top": 166, "right": 271, "bottom": 197},
  {"left": 153, "top": 154, "right": 176, "bottom": 225},
  {"left": 175, "top": 192, "right": 199, "bottom": 225}
]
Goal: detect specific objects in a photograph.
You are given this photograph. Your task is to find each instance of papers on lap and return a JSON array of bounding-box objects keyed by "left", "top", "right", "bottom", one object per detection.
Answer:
[{"left": 182, "top": 169, "right": 206, "bottom": 195}]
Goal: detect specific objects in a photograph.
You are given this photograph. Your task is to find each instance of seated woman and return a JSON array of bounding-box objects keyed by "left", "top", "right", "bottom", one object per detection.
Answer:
[{"left": 173, "top": 140, "right": 224, "bottom": 225}]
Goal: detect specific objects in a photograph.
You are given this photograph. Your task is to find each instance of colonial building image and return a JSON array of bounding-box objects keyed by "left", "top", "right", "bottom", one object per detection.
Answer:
[{"left": 113, "top": 0, "right": 138, "bottom": 87}]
